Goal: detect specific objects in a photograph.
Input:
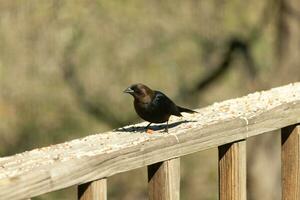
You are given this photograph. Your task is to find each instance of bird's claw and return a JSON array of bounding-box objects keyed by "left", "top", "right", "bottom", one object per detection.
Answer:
[{"left": 159, "top": 128, "right": 168, "bottom": 133}]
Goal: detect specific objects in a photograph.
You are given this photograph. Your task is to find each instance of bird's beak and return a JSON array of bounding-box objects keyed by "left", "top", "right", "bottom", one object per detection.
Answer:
[{"left": 123, "top": 87, "right": 134, "bottom": 94}]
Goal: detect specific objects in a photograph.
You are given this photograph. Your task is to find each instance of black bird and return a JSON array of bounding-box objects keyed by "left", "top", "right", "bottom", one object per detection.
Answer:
[{"left": 124, "top": 83, "right": 196, "bottom": 132}]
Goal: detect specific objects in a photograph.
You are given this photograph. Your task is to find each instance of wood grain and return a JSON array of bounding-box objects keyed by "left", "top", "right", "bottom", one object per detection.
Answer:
[
  {"left": 0, "top": 83, "right": 300, "bottom": 199},
  {"left": 148, "top": 158, "right": 180, "bottom": 200},
  {"left": 281, "top": 125, "right": 300, "bottom": 200},
  {"left": 219, "top": 140, "right": 246, "bottom": 200},
  {"left": 78, "top": 179, "right": 107, "bottom": 200}
]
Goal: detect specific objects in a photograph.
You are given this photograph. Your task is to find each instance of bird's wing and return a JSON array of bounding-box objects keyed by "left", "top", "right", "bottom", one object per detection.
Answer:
[{"left": 152, "top": 91, "right": 182, "bottom": 116}]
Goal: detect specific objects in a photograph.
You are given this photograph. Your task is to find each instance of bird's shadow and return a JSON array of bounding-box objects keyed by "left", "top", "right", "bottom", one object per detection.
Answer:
[{"left": 114, "top": 120, "right": 197, "bottom": 133}]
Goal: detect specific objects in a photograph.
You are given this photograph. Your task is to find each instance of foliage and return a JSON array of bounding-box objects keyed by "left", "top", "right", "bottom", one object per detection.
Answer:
[{"left": 0, "top": 0, "right": 298, "bottom": 199}]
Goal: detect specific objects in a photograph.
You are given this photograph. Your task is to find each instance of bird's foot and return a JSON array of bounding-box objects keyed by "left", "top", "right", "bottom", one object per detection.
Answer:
[{"left": 159, "top": 128, "right": 168, "bottom": 133}]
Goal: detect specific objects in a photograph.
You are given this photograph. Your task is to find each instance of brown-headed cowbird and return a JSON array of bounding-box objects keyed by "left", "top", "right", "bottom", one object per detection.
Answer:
[{"left": 124, "top": 83, "right": 196, "bottom": 132}]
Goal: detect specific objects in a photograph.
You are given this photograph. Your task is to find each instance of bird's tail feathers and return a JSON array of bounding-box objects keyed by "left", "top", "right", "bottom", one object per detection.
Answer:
[{"left": 177, "top": 106, "right": 197, "bottom": 114}]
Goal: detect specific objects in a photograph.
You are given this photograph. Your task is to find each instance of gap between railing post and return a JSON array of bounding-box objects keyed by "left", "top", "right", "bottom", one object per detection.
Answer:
[
  {"left": 78, "top": 179, "right": 107, "bottom": 200},
  {"left": 218, "top": 140, "right": 246, "bottom": 200},
  {"left": 281, "top": 124, "right": 300, "bottom": 200},
  {"left": 148, "top": 157, "right": 180, "bottom": 200}
]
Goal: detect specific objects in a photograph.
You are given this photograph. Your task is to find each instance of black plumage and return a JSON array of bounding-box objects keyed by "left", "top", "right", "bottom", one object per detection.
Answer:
[{"left": 124, "top": 83, "right": 196, "bottom": 132}]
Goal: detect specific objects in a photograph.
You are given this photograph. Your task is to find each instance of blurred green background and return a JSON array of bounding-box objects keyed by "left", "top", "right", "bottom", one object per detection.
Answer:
[{"left": 0, "top": 0, "right": 299, "bottom": 199}]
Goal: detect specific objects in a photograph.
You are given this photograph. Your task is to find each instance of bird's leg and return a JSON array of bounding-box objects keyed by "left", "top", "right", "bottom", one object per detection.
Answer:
[
  {"left": 164, "top": 120, "right": 169, "bottom": 133},
  {"left": 146, "top": 122, "right": 152, "bottom": 130}
]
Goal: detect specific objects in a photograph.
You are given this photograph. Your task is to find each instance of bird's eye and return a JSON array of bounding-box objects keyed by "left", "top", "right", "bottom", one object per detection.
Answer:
[{"left": 133, "top": 88, "right": 144, "bottom": 95}]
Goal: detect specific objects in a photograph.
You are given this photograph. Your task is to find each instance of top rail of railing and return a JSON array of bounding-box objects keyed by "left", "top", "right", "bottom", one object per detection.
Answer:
[{"left": 1, "top": 83, "right": 300, "bottom": 199}]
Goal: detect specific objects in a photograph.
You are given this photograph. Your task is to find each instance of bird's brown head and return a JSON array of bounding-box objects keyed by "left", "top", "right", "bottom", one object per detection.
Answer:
[{"left": 124, "top": 83, "right": 154, "bottom": 103}]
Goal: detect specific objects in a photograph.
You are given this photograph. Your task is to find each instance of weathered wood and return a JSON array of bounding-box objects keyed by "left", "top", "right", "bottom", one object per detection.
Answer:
[
  {"left": 78, "top": 179, "right": 107, "bottom": 200},
  {"left": 219, "top": 140, "right": 246, "bottom": 200},
  {"left": 281, "top": 125, "right": 300, "bottom": 200},
  {"left": 1, "top": 83, "right": 300, "bottom": 199},
  {"left": 148, "top": 158, "right": 180, "bottom": 200}
]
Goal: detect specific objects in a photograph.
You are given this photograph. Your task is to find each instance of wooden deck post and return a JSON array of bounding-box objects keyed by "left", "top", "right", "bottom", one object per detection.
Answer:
[
  {"left": 148, "top": 158, "right": 180, "bottom": 200},
  {"left": 281, "top": 125, "right": 300, "bottom": 200},
  {"left": 218, "top": 140, "right": 246, "bottom": 200},
  {"left": 78, "top": 179, "right": 107, "bottom": 200}
]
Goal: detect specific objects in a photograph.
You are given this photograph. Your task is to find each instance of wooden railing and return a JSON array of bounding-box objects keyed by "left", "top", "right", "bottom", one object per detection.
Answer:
[{"left": 1, "top": 83, "right": 300, "bottom": 200}]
